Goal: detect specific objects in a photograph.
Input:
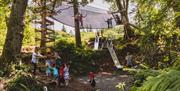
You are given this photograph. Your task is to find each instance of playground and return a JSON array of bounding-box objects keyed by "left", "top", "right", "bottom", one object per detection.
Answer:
[{"left": 0, "top": 0, "right": 179, "bottom": 91}]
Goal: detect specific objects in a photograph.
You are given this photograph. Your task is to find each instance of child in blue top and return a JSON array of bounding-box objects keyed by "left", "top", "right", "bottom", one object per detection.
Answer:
[
  {"left": 52, "top": 64, "right": 59, "bottom": 79},
  {"left": 52, "top": 64, "right": 59, "bottom": 86},
  {"left": 46, "top": 58, "right": 52, "bottom": 77}
]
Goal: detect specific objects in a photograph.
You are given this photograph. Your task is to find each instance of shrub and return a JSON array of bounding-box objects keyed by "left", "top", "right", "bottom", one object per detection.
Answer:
[
  {"left": 6, "top": 64, "right": 43, "bottom": 91},
  {"left": 133, "top": 69, "right": 160, "bottom": 87},
  {"left": 7, "top": 75, "right": 43, "bottom": 91},
  {"left": 54, "top": 39, "right": 113, "bottom": 75},
  {"left": 137, "top": 70, "right": 180, "bottom": 91}
]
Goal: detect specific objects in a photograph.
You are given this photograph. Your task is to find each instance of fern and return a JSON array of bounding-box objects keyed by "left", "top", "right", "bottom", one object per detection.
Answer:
[
  {"left": 168, "top": 77, "right": 180, "bottom": 89},
  {"left": 136, "top": 70, "right": 180, "bottom": 91},
  {"left": 150, "top": 76, "right": 165, "bottom": 91},
  {"left": 19, "top": 83, "right": 30, "bottom": 91}
]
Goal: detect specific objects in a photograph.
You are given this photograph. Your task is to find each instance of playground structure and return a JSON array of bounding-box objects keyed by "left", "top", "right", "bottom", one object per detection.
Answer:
[
  {"left": 93, "top": 35, "right": 123, "bottom": 69},
  {"left": 94, "top": 36, "right": 99, "bottom": 50},
  {"left": 53, "top": 2, "right": 123, "bottom": 68},
  {"left": 32, "top": 0, "right": 123, "bottom": 68},
  {"left": 33, "top": 0, "right": 122, "bottom": 49},
  {"left": 33, "top": 0, "right": 57, "bottom": 52},
  {"left": 107, "top": 40, "right": 123, "bottom": 69},
  {"left": 52, "top": 3, "right": 119, "bottom": 29}
]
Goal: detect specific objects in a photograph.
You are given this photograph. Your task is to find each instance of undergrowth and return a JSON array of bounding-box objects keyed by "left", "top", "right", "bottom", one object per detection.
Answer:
[{"left": 6, "top": 64, "right": 43, "bottom": 91}]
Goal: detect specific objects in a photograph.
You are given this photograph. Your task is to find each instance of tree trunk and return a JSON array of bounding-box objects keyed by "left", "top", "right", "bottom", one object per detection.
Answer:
[
  {"left": 0, "top": 0, "right": 28, "bottom": 67},
  {"left": 115, "top": 0, "right": 134, "bottom": 40},
  {"left": 40, "top": 0, "right": 47, "bottom": 49},
  {"left": 73, "top": 0, "right": 82, "bottom": 47}
]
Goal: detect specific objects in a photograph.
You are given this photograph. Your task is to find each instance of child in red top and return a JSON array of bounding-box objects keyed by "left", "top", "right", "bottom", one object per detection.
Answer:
[
  {"left": 88, "top": 72, "right": 96, "bottom": 87},
  {"left": 58, "top": 64, "right": 65, "bottom": 86}
]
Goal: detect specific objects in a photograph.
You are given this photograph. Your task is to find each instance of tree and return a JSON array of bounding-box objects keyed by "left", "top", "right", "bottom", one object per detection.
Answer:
[
  {"left": 73, "top": 0, "right": 82, "bottom": 47},
  {"left": 71, "top": 0, "right": 93, "bottom": 47},
  {"left": 134, "top": 0, "right": 180, "bottom": 67},
  {"left": 0, "top": 0, "right": 28, "bottom": 68},
  {"left": 106, "top": 0, "right": 135, "bottom": 40},
  {"left": 116, "top": 0, "right": 134, "bottom": 40}
]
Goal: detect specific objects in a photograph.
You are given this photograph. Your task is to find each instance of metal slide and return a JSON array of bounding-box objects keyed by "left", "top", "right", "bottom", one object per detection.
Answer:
[{"left": 107, "top": 41, "right": 123, "bottom": 69}]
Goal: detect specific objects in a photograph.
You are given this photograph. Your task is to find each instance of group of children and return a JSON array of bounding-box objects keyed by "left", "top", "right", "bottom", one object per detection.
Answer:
[
  {"left": 46, "top": 54, "right": 70, "bottom": 86},
  {"left": 31, "top": 47, "right": 98, "bottom": 88},
  {"left": 31, "top": 48, "right": 70, "bottom": 87}
]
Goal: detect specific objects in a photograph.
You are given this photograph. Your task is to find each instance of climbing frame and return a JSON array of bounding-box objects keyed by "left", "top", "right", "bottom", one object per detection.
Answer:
[{"left": 33, "top": 0, "right": 57, "bottom": 52}]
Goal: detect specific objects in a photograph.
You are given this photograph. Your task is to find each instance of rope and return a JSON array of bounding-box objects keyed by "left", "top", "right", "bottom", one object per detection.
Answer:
[{"left": 56, "top": 6, "right": 73, "bottom": 13}]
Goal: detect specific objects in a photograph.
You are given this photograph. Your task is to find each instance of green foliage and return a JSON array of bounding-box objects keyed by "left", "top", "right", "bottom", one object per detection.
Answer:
[
  {"left": 7, "top": 64, "right": 43, "bottom": 91},
  {"left": 54, "top": 36, "right": 115, "bottom": 75},
  {"left": 23, "top": 13, "right": 35, "bottom": 46},
  {"left": 54, "top": 39, "right": 98, "bottom": 75},
  {"left": 173, "top": 56, "right": 180, "bottom": 68},
  {"left": 133, "top": 0, "right": 180, "bottom": 67},
  {"left": 136, "top": 70, "right": 180, "bottom": 91},
  {"left": 116, "top": 82, "right": 126, "bottom": 91},
  {"left": 7, "top": 75, "right": 43, "bottom": 91},
  {"left": 0, "top": 0, "right": 9, "bottom": 47},
  {"left": 23, "top": 26, "right": 35, "bottom": 46},
  {"left": 23, "top": 4, "right": 36, "bottom": 46},
  {"left": 104, "top": 27, "right": 123, "bottom": 39},
  {"left": 0, "top": 69, "right": 3, "bottom": 77},
  {"left": 133, "top": 69, "right": 160, "bottom": 87},
  {"left": 0, "top": 1, "right": 35, "bottom": 48},
  {"left": 55, "top": 31, "right": 75, "bottom": 44}
]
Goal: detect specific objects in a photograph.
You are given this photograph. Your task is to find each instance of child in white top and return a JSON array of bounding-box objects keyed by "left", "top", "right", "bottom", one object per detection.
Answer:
[
  {"left": 31, "top": 47, "right": 44, "bottom": 75},
  {"left": 64, "top": 63, "right": 70, "bottom": 86}
]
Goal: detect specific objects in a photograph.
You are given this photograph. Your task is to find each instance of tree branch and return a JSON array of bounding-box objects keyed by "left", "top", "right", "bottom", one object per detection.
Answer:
[
  {"left": 128, "top": 23, "right": 139, "bottom": 29},
  {"left": 125, "top": 0, "right": 129, "bottom": 15},
  {"left": 122, "top": 0, "right": 126, "bottom": 8}
]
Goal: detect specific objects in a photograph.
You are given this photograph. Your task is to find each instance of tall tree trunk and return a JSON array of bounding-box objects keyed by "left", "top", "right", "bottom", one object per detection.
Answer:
[
  {"left": 0, "top": 0, "right": 28, "bottom": 68},
  {"left": 73, "top": 0, "right": 82, "bottom": 47},
  {"left": 115, "top": 0, "right": 134, "bottom": 40},
  {"left": 40, "top": 0, "right": 47, "bottom": 49}
]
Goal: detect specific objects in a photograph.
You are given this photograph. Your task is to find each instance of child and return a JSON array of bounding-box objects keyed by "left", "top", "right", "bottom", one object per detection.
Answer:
[
  {"left": 125, "top": 52, "right": 133, "bottom": 67},
  {"left": 31, "top": 47, "right": 44, "bottom": 75},
  {"left": 55, "top": 52, "right": 62, "bottom": 70},
  {"left": 64, "top": 63, "right": 70, "bottom": 86},
  {"left": 52, "top": 64, "right": 59, "bottom": 79},
  {"left": 88, "top": 72, "right": 96, "bottom": 88},
  {"left": 45, "top": 52, "right": 53, "bottom": 77},
  {"left": 52, "top": 64, "right": 59, "bottom": 86},
  {"left": 45, "top": 58, "right": 52, "bottom": 77},
  {"left": 58, "top": 64, "right": 65, "bottom": 87}
]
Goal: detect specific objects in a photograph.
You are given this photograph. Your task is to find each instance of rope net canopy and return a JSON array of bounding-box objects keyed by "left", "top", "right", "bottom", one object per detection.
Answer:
[{"left": 52, "top": 3, "right": 117, "bottom": 29}]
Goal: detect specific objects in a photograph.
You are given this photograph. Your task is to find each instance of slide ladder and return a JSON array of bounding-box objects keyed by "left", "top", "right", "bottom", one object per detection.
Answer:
[
  {"left": 107, "top": 41, "right": 123, "bottom": 69},
  {"left": 94, "top": 37, "right": 99, "bottom": 50}
]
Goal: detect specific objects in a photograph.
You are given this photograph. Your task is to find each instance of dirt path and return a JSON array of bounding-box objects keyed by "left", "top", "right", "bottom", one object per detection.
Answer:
[
  {"left": 77, "top": 72, "right": 133, "bottom": 91},
  {"left": 38, "top": 72, "right": 133, "bottom": 91}
]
